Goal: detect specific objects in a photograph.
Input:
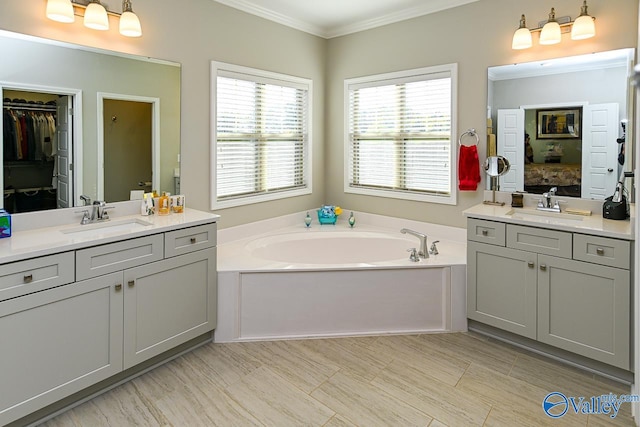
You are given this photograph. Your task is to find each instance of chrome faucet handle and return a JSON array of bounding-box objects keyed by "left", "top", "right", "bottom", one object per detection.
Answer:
[
  {"left": 407, "top": 248, "right": 420, "bottom": 262},
  {"left": 74, "top": 209, "right": 91, "bottom": 225},
  {"left": 429, "top": 240, "right": 440, "bottom": 255},
  {"left": 101, "top": 206, "right": 115, "bottom": 220}
]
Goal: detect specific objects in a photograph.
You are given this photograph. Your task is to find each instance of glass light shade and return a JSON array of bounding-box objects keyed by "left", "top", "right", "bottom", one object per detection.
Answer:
[
  {"left": 119, "top": 11, "right": 142, "bottom": 37},
  {"left": 46, "top": 0, "right": 75, "bottom": 23},
  {"left": 512, "top": 27, "right": 532, "bottom": 50},
  {"left": 571, "top": 15, "right": 595, "bottom": 40},
  {"left": 84, "top": 2, "right": 109, "bottom": 30},
  {"left": 539, "top": 21, "right": 561, "bottom": 45}
]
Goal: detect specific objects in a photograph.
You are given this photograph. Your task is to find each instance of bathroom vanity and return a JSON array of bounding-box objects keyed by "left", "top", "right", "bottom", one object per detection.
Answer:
[
  {"left": 465, "top": 198, "right": 633, "bottom": 372},
  {"left": 0, "top": 205, "right": 218, "bottom": 426}
]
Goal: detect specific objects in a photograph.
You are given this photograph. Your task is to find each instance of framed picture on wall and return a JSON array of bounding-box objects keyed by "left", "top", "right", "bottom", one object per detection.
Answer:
[{"left": 537, "top": 108, "right": 581, "bottom": 139}]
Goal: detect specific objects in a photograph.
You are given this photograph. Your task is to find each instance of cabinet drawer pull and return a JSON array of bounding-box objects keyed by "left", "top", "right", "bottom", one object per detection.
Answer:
[
  {"left": 527, "top": 261, "right": 534, "bottom": 268},
  {"left": 190, "top": 237, "right": 197, "bottom": 244},
  {"left": 596, "top": 247, "right": 605, "bottom": 256},
  {"left": 23, "top": 274, "right": 33, "bottom": 283},
  {"left": 481, "top": 230, "right": 488, "bottom": 236},
  {"left": 540, "top": 264, "right": 547, "bottom": 271},
  {"left": 115, "top": 284, "right": 122, "bottom": 291},
  {"left": 128, "top": 280, "right": 135, "bottom": 287}
]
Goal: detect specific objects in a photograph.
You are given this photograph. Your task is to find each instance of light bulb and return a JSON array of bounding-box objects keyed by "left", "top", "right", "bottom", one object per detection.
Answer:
[
  {"left": 571, "top": 1, "right": 595, "bottom": 40},
  {"left": 84, "top": 1, "right": 109, "bottom": 30},
  {"left": 119, "top": 11, "right": 142, "bottom": 37},
  {"left": 539, "top": 8, "right": 561, "bottom": 45},
  {"left": 46, "top": 0, "right": 75, "bottom": 23},
  {"left": 512, "top": 15, "right": 532, "bottom": 50}
]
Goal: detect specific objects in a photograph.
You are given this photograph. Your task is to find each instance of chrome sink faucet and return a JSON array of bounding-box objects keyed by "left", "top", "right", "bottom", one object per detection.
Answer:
[
  {"left": 401, "top": 228, "right": 429, "bottom": 259},
  {"left": 91, "top": 200, "right": 113, "bottom": 221},
  {"left": 537, "top": 187, "right": 561, "bottom": 212}
]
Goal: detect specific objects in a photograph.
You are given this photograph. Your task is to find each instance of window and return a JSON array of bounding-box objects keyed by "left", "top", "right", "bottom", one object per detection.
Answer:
[
  {"left": 345, "top": 64, "right": 457, "bottom": 205},
  {"left": 211, "top": 62, "right": 312, "bottom": 209}
]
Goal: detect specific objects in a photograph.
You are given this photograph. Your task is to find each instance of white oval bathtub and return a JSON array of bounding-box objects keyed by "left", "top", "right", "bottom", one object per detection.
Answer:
[
  {"left": 216, "top": 217, "right": 468, "bottom": 343},
  {"left": 246, "top": 231, "right": 413, "bottom": 264}
]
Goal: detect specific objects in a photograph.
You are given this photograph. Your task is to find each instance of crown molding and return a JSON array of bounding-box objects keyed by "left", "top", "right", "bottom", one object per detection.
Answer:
[{"left": 212, "top": 0, "right": 479, "bottom": 39}]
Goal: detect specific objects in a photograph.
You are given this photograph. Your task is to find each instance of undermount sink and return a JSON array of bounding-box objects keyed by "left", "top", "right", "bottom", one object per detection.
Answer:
[
  {"left": 505, "top": 208, "right": 584, "bottom": 224},
  {"left": 62, "top": 218, "right": 153, "bottom": 237}
]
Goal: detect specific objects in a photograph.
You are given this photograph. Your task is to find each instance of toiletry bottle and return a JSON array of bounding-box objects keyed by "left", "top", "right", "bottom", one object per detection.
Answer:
[
  {"left": 304, "top": 212, "right": 312, "bottom": 227},
  {"left": 158, "top": 192, "right": 170, "bottom": 215},
  {"left": 348, "top": 212, "right": 355, "bottom": 228}
]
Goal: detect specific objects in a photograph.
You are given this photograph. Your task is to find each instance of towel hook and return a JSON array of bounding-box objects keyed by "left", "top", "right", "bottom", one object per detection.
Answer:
[{"left": 459, "top": 128, "right": 479, "bottom": 146}]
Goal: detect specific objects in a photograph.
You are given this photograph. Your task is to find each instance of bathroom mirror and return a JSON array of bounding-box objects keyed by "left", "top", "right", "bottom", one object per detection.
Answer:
[
  {"left": 487, "top": 48, "right": 634, "bottom": 200},
  {"left": 0, "top": 30, "right": 181, "bottom": 212}
]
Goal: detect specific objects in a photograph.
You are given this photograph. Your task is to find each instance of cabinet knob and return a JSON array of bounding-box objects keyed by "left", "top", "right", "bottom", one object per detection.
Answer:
[
  {"left": 527, "top": 261, "right": 534, "bottom": 268},
  {"left": 481, "top": 230, "right": 488, "bottom": 236},
  {"left": 540, "top": 264, "right": 547, "bottom": 271},
  {"left": 596, "top": 247, "right": 605, "bottom": 255},
  {"left": 128, "top": 280, "right": 135, "bottom": 287},
  {"left": 23, "top": 274, "right": 33, "bottom": 283},
  {"left": 190, "top": 237, "right": 197, "bottom": 244},
  {"left": 115, "top": 284, "right": 122, "bottom": 291}
]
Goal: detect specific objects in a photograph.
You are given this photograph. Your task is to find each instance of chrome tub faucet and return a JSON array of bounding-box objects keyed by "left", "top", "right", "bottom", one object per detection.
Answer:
[{"left": 400, "top": 228, "right": 429, "bottom": 259}]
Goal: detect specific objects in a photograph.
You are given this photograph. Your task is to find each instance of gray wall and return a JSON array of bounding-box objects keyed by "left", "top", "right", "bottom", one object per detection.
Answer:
[{"left": 0, "top": 0, "right": 636, "bottom": 228}]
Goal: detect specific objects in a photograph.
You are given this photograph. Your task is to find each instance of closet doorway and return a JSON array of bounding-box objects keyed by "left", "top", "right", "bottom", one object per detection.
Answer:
[
  {"left": 97, "top": 93, "right": 159, "bottom": 202},
  {"left": 1, "top": 84, "right": 81, "bottom": 213}
]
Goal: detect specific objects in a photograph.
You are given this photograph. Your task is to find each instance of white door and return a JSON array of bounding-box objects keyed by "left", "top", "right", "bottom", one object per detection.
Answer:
[
  {"left": 581, "top": 103, "right": 619, "bottom": 199},
  {"left": 497, "top": 109, "right": 525, "bottom": 192},
  {"left": 56, "top": 96, "right": 73, "bottom": 208}
]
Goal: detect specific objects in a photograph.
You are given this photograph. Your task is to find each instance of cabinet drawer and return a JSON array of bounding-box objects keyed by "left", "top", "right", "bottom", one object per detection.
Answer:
[
  {"left": 0, "top": 252, "right": 74, "bottom": 301},
  {"left": 467, "top": 218, "right": 505, "bottom": 246},
  {"left": 573, "top": 234, "right": 630, "bottom": 269},
  {"left": 76, "top": 235, "right": 164, "bottom": 281},
  {"left": 164, "top": 223, "right": 217, "bottom": 258},
  {"left": 507, "top": 224, "right": 571, "bottom": 258}
]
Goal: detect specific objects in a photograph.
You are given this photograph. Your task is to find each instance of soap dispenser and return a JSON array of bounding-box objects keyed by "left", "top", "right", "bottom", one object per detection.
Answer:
[
  {"left": 348, "top": 212, "right": 355, "bottom": 228},
  {"left": 304, "top": 212, "right": 312, "bottom": 227}
]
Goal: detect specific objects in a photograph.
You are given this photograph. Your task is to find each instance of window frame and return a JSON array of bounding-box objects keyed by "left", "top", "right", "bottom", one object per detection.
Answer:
[
  {"left": 211, "top": 61, "right": 313, "bottom": 210},
  {"left": 343, "top": 63, "right": 458, "bottom": 205}
]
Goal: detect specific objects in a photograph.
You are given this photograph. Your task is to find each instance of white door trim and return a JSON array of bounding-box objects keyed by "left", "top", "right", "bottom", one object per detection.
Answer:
[
  {"left": 96, "top": 93, "right": 160, "bottom": 201},
  {"left": 0, "top": 81, "right": 83, "bottom": 207}
]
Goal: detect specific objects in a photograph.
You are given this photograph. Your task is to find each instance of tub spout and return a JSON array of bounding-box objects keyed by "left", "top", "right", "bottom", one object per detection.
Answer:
[{"left": 400, "top": 228, "right": 428, "bottom": 259}]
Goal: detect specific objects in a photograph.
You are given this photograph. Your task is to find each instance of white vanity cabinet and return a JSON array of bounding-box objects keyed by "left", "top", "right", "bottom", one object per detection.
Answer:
[
  {"left": 467, "top": 218, "right": 631, "bottom": 370},
  {"left": 0, "top": 218, "right": 217, "bottom": 426}
]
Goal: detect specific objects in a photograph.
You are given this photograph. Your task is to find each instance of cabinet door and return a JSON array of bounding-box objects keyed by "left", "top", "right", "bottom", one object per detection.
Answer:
[
  {"left": 467, "top": 242, "right": 537, "bottom": 339},
  {"left": 123, "top": 247, "right": 216, "bottom": 369},
  {"left": 537, "top": 255, "right": 630, "bottom": 370},
  {"left": 0, "top": 273, "right": 123, "bottom": 426}
]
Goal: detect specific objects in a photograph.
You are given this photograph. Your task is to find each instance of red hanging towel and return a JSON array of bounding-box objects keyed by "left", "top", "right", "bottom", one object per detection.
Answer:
[{"left": 458, "top": 144, "right": 481, "bottom": 191}]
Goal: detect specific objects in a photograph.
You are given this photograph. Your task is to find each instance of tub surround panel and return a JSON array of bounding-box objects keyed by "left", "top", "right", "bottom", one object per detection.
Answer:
[{"left": 238, "top": 269, "right": 451, "bottom": 339}]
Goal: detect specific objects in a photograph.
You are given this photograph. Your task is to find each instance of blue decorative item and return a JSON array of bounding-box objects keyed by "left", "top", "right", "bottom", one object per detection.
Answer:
[
  {"left": 317, "top": 205, "right": 337, "bottom": 225},
  {"left": 304, "top": 212, "right": 312, "bottom": 227},
  {"left": 348, "top": 212, "right": 355, "bottom": 228},
  {"left": 0, "top": 209, "right": 11, "bottom": 238}
]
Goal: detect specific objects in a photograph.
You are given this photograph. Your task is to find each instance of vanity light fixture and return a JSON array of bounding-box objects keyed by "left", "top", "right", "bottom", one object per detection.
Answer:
[
  {"left": 45, "top": 0, "right": 143, "bottom": 37},
  {"left": 511, "top": 1, "right": 595, "bottom": 50}
]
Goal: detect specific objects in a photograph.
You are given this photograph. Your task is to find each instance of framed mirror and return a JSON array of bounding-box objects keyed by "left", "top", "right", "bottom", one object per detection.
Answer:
[
  {"left": 487, "top": 48, "right": 634, "bottom": 200},
  {"left": 0, "top": 30, "right": 181, "bottom": 213}
]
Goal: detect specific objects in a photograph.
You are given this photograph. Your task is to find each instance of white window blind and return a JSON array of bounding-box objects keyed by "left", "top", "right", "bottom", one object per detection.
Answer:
[
  {"left": 345, "top": 64, "right": 457, "bottom": 205},
  {"left": 212, "top": 62, "right": 312, "bottom": 209}
]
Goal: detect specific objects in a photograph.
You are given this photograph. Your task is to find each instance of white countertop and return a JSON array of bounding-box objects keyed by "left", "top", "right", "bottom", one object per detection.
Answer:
[
  {"left": 464, "top": 202, "right": 634, "bottom": 240},
  {"left": 0, "top": 208, "right": 220, "bottom": 264}
]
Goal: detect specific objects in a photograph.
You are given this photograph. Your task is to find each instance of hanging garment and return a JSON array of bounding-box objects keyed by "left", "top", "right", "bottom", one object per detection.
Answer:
[{"left": 458, "top": 144, "right": 481, "bottom": 191}]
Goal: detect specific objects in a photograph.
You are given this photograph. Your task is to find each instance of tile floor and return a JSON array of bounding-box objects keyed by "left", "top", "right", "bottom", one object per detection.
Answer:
[{"left": 41, "top": 332, "right": 635, "bottom": 426}]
